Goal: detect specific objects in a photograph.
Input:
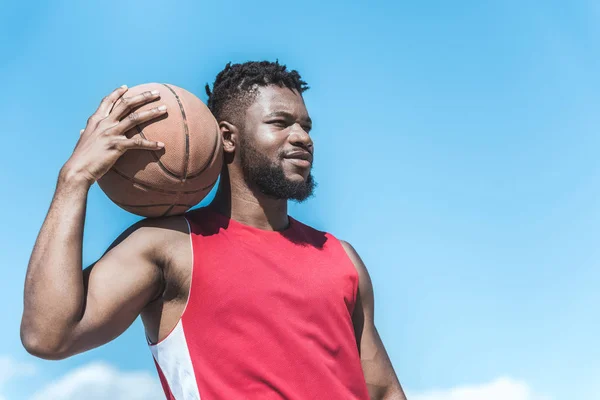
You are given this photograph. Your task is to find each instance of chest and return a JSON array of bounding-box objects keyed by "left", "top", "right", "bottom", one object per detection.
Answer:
[{"left": 188, "top": 232, "right": 359, "bottom": 321}]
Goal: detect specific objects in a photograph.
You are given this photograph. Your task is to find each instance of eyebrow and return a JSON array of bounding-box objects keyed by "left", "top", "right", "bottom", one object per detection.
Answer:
[{"left": 264, "top": 111, "right": 312, "bottom": 125}]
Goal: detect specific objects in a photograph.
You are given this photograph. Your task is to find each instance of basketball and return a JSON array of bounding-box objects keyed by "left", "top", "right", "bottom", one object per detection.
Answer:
[{"left": 97, "top": 83, "right": 223, "bottom": 218}]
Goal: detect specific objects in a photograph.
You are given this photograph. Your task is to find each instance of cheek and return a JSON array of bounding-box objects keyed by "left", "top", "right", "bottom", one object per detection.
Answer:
[{"left": 252, "top": 127, "right": 286, "bottom": 157}]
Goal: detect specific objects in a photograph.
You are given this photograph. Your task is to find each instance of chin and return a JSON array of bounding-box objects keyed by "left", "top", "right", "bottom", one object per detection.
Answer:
[
  {"left": 284, "top": 171, "right": 310, "bottom": 183},
  {"left": 282, "top": 164, "right": 310, "bottom": 179}
]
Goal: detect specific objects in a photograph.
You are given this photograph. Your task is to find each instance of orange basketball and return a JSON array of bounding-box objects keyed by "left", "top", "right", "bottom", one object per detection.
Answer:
[{"left": 98, "top": 83, "right": 222, "bottom": 218}]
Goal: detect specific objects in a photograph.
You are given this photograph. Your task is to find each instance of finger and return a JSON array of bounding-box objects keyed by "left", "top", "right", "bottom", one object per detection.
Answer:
[
  {"left": 109, "top": 90, "right": 160, "bottom": 122},
  {"left": 111, "top": 105, "right": 167, "bottom": 135},
  {"left": 112, "top": 135, "right": 165, "bottom": 152},
  {"left": 86, "top": 85, "right": 128, "bottom": 130},
  {"left": 97, "top": 85, "right": 129, "bottom": 118}
]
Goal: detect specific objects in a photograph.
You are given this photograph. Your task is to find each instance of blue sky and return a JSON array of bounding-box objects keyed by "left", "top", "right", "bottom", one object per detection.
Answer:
[{"left": 1, "top": 1, "right": 599, "bottom": 399}]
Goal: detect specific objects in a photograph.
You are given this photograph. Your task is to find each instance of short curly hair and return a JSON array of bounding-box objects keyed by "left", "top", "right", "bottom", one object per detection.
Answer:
[{"left": 205, "top": 60, "right": 309, "bottom": 126}]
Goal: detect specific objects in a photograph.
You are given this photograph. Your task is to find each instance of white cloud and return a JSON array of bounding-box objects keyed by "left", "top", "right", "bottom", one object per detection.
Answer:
[
  {"left": 410, "top": 377, "right": 549, "bottom": 400},
  {"left": 0, "top": 356, "right": 36, "bottom": 388},
  {"left": 29, "top": 362, "right": 164, "bottom": 400},
  {"left": 1, "top": 359, "right": 549, "bottom": 400},
  {"left": 0, "top": 355, "right": 36, "bottom": 400}
]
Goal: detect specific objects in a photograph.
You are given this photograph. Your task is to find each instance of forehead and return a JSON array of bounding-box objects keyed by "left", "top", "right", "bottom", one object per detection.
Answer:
[{"left": 246, "top": 85, "right": 309, "bottom": 118}]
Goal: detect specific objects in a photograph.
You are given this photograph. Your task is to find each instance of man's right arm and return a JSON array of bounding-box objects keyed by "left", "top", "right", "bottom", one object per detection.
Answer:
[
  {"left": 20, "top": 85, "right": 168, "bottom": 359},
  {"left": 21, "top": 178, "right": 164, "bottom": 359}
]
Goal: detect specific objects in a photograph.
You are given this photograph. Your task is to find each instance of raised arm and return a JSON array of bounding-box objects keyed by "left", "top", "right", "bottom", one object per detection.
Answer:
[
  {"left": 341, "top": 241, "right": 407, "bottom": 400},
  {"left": 21, "top": 86, "right": 168, "bottom": 359}
]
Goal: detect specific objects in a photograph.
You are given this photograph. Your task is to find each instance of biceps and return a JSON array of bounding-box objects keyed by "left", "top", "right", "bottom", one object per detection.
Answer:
[{"left": 68, "top": 248, "right": 161, "bottom": 355}]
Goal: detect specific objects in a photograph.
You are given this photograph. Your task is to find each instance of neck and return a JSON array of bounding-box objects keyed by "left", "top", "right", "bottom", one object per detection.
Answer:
[{"left": 210, "top": 166, "right": 290, "bottom": 231}]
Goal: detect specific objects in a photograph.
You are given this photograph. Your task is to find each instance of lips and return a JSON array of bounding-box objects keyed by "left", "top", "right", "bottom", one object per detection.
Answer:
[{"left": 283, "top": 151, "right": 313, "bottom": 164}]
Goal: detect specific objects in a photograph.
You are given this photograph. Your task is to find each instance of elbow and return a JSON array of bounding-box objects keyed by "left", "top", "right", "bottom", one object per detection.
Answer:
[
  {"left": 21, "top": 335, "right": 70, "bottom": 361},
  {"left": 20, "top": 325, "right": 71, "bottom": 361}
]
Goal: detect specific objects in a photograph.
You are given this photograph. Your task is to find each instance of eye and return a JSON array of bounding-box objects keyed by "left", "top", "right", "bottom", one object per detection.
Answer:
[
  {"left": 268, "top": 120, "right": 289, "bottom": 128},
  {"left": 302, "top": 125, "right": 312, "bottom": 133}
]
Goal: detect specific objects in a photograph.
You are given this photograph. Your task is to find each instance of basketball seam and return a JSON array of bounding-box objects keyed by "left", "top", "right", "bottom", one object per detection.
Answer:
[
  {"left": 161, "top": 204, "right": 176, "bottom": 217},
  {"left": 186, "top": 120, "right": 221, "bottom": 179},
  {"left": 162, "top": 84, "right": 190, "bottom": 182},
  {"left": 136, "top": 126, "right": 182, "bottom": 180},
  {"left": 110, "top": 167, "right": 218, "bottom": 195},
  {"left": 103, "top": 84, "right": 220, "bottom": 217}
]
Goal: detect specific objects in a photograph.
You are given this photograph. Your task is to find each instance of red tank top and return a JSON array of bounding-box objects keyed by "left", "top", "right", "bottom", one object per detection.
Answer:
[{"left": 149, "top": 207, "right": 370, "bottom": 400}]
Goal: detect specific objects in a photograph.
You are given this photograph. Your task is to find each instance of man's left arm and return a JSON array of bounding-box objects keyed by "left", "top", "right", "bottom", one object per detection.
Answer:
[{"left": 341, "top": 241, "right": 407, "bottom": 400}]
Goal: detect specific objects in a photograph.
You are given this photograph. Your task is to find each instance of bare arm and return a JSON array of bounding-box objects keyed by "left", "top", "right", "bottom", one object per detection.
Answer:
[
  {"left": 22, "top": 209, "right": 163, "bottom": 359},
  {"left": 21, "top": 86, "right": 168, "bottom": 359},
  {"left": 341, "top": 241, "right": 407, "bottom": 400}
]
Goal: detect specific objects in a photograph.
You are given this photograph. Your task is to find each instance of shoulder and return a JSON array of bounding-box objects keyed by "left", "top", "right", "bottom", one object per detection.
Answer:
[
  {"left": 339, "top": 240, "right": 362, "bottom": 267},
  {"left": 339, "top": 240, "right": 357, "bottom": 257},
  {"left": 339, "top": 240, "right": 373, "bottom": 291},
  {"left": 138, "top": 215, "right": 190, "bottom": 237},
  {"left": 340, "top": 240, "right": 362, "bottom": 267},
  {"left": 105, "top": 215, "right": 190, "bottom": 262},
  {"left": 124, "top": 215, "right": 189, "bottom": 243}
]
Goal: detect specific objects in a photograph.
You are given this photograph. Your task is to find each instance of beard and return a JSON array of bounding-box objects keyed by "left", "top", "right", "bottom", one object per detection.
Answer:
[{"left": 239, "top": 136, "right": 316, "bottom": 202}]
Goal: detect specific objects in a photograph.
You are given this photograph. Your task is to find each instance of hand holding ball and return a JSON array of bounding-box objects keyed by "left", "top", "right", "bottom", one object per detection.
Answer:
[{"left": 95, "top": 83, "right": 222, "bottom": 217}]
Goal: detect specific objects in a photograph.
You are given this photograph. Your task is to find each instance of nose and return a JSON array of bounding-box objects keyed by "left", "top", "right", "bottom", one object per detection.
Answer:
[{"left": 290, "top": 123, "right": 313, "bottom": 152}]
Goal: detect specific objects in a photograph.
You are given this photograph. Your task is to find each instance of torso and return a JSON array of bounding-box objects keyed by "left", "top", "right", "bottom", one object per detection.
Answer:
[
  {"left": 140, "top": 211, "right": 362, "bottom": 345},
  {"left": 142, "top": 207, "right": 370, "bottom": 399}
]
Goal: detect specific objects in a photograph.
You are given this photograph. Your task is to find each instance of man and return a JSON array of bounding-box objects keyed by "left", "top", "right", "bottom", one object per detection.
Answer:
[{"left": 21, "top": 61, "right": 406, "bottom": 399}]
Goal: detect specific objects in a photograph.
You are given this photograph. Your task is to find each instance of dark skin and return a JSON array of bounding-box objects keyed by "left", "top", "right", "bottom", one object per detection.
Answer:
[{"left": 21, "top": 84, "right": 406, "bottom": 400}]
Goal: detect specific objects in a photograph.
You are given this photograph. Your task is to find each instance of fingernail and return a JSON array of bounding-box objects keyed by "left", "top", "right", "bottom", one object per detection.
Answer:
[
  {"left": 158, "top": 105, "right": 167, "bottom": 111},
  {"left": 157, "top": 142, "right": 165, "bottom": 147},
  {"left": 151, "top": 90, "right": 160, "bottom": 95},
  {"left": 121, "top": 85, "right": 128, "bottom": 89}
]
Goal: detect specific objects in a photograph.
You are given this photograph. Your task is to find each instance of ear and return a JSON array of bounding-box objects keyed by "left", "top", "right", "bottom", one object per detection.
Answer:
[{"left": 219, "top": 121, "right": 238, "bottom": 155}]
